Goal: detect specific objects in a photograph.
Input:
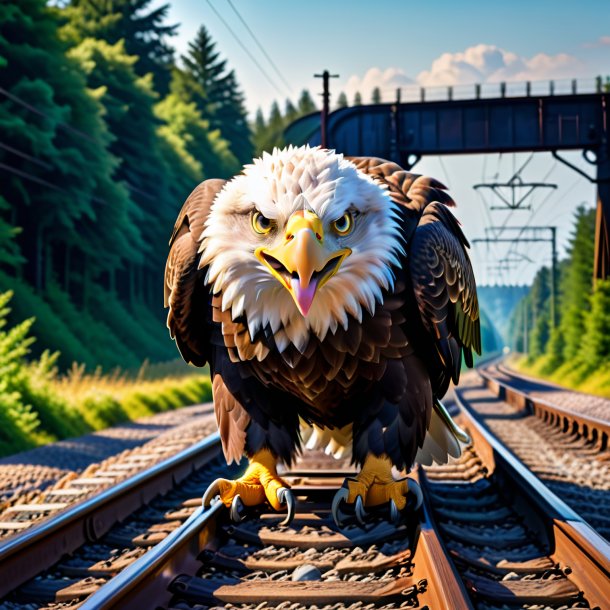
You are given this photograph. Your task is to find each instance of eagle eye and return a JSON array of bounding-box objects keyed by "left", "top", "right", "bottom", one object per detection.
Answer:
[
  {"left": 332, "top": 211, "right": 353, "bottom": 235},
  {"left": 251, "top": 211, "right": 273, "bottom": 234}
]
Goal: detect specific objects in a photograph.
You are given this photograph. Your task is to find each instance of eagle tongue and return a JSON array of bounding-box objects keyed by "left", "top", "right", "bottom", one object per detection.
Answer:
[{"left": 291, "top": 276, "right": 318, "bottom": 316}]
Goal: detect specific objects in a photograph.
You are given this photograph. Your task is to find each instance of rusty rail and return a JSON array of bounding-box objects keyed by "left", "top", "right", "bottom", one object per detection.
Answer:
[
  {"left": 455, "top": 388, "right": 610, "bottom": 609},
  {"left": 0, "top": 432, "right": 222, "bottom": 598},
  {"left": 478, "top": 363, "right": 610, "bottom": 449}
]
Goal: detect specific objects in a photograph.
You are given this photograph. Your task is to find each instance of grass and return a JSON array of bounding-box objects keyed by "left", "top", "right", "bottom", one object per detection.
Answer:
[
  {"left": 46, "top": 359, "right": 213, "bottom": 431},
  {"left": 509, "top": 354, "right": 610, "bottom": 399}
]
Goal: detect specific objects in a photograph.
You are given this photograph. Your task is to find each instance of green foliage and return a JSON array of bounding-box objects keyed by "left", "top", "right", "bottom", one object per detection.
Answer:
[
  {"left": 177, "top": 25, "right": 252, "bottom": 165},
  {"left": 0, "top": 2, "right": 252, "bottom": 372},
  {"left": 558, "top": 206, "right": 595, "bottom": 361},
  {"left": 578, "top": 279, "right": 610, "bottom": 372},
  {"left": 0, "top": 0, "right": 133, "bottom": 290},
  {"left": 0, "top": 271, "right": 93, "bottom": 368},
  {"left": 0, "top": 289, "right": 212, "bottom": 457},
  {"left": 0, "top": 196, "right": 24, "bottom": 268},
  {"left": 508, "top": 206, "right": 608, "bottom": 396},
  {"left": 353, "top": 91, "right": 363, "bottom": 105},
  {"left": 371, "top": 87, "right": 382, "bottom": 103},
  {"left": 157, "top": 84, "right": 239, "bottom": 180},
  {"left": 61, "top": 0, "right": 177, "bottom": 95},
  {"left": 0, "top": 291, "right": 87, "bottom": 453},
  {"left": 336, "top": 92, "right": 349, "bottom": 109},
  {"left": 45, "top": 281, "right": 141, "bottom": 370},
  {"left": 252, "top": 91, "right": 319, "bottom": 155}
]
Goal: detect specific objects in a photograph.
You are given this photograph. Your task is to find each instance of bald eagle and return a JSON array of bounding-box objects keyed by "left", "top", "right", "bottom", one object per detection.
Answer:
[{"left": 165, "top": 146, "right": 480, "bottom": 525}]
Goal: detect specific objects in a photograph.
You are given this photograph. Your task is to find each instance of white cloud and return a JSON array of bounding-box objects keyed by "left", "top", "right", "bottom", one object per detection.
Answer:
[
  {"left": 341, "top": 67, "right": 414, "bottom": 104},
  {"left": 417, "top": 44, "right": 582, "bottom": 86},
  {"left": 341, "top": 45, "right": 584, "bottom": 103}
]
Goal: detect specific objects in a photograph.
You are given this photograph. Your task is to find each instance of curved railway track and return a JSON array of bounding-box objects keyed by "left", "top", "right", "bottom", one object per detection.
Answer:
[
  {"left": 470, "top": 360, "right": 610, "bottom": 538},
  {"left": 0, "top": 361, "right": 608, "bottom": 609}
]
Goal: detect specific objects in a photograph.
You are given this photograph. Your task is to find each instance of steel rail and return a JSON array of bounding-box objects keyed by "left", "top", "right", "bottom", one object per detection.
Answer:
[
  {"left": 79, "top": 474, "right": 473, "bottom": 609},
  {"left": 455, "top": 388, "right": 610, "bottom": 609},
  {"left": 0, "top": 432, "right": 222, "bottom": 598},
  {"left": 478, "top": 363, "right": 610, "bottom": 447}
]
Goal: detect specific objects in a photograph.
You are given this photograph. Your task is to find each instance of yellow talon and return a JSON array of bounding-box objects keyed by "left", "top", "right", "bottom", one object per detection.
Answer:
[
  {"left": 345, "top": 454, "right": 408, "bottom": 510},
  {"left": 213, "top": 449, "right": 288, "bottom": 511}
]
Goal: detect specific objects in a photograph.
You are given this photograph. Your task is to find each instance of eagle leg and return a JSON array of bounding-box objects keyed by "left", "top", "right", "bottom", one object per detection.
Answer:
[
  {"left": 332, "top": 454, "right": 421, "bottom": 526},
  {"left": 202, "top": 448, "right": 295, "bottom": 524}
]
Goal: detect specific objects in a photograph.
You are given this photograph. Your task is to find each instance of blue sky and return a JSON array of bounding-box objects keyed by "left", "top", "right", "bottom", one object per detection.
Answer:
[{"left": 155, "top": 0, "right": 609, "bottom": 285}]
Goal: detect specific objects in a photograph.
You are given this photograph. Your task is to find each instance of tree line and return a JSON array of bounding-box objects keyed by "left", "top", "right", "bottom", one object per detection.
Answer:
[
  {"left": 509, "top": 206, "right": 610, "bottom": 384},
  {"left": 0, "top": 0, "right": 316, "bottom": 370}
]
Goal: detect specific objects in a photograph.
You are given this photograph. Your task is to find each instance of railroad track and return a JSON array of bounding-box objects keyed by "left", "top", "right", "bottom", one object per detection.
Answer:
[
  {"left": 468, "top": 360, "right": 610, "bottom": 539},
  {"left": 1, "top": 363, "right": 609, "bottom": 609}
]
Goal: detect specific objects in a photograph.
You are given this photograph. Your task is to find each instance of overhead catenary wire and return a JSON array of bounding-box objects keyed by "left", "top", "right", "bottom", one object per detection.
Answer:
[
  {"left": 206, "top": 0, "right": 284, "bottom": 97},
  {"left": 225, "top": 0, "right": 292, "bottom": 95}
]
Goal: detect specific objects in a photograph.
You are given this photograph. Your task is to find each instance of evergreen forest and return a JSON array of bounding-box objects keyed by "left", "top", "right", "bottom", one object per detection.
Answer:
[
  {"left": 0, "top": 0, "right": 317, "bottom": 372},
  {"left": 509, "top": 206, "right": 610, "bottom": 396}
]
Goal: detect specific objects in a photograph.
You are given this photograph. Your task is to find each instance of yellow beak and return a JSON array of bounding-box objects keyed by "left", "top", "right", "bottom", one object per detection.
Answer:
[{"left": 255, "top": 210, "right": 351, "bottom": 316}]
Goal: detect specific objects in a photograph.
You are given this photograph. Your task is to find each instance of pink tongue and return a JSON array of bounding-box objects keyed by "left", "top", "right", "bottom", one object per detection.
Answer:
[{"left": 291, "top": 277, "right": 318, "bottom": 316}]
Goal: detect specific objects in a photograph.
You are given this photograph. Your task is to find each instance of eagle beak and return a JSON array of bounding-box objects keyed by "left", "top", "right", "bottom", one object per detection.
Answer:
[{"left": 255, "top": 210, "right": 351, "bottom": 316}]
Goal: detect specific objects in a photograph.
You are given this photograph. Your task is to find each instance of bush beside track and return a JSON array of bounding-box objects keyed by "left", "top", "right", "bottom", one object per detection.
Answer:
[{"left": 0, "top": 290, "right": 212, "bottom": 457}]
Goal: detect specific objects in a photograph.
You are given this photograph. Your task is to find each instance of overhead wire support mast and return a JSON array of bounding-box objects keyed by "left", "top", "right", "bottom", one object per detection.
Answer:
[
  {"left": 473, "top": 175, "right": 558, "bottom": 210},
  {"left": 473, "top": 226, "right": 558, "bottom": 327},
  {"left": 314, "top": 70, "right": 339, "bottom": 149}
]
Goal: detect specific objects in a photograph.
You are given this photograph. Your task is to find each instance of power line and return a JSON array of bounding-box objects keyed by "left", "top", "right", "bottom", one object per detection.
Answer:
[
  {"left": 0, "top": 142, "right": 53, "bottom": 171},
  {"left": 225, "top": 0, "right": 292, "bottom": 94},
  {"left": 1, "top": 87, "right": 158, "bottom": 201},
  {"left": 0, "top": 86, "right": 96, "bottom": 144},
  {"left": 0, "top": 161, "right": 106, "bottom": 206},
  {"left": 206, "top": 0, "right": 284, "bottom": 96}
]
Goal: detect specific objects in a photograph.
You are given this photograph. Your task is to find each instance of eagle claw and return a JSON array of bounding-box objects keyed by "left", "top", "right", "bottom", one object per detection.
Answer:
[
  {"left": 277, "top": 487, "right": 296, "bottom": 526},
  {"left": 230, "top": 494, "right": 246, "bottom": 522},
  {"left": 202, "top": 478, "right": 223, "bottom": 508},
  {"left": 331, "top": 487, "right": 367, "bottom": 528}
]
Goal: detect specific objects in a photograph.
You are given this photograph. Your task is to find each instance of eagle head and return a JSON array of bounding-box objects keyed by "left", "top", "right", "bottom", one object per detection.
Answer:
[{"left": 199, "top": 146, "right": 405, "bottom": 352}]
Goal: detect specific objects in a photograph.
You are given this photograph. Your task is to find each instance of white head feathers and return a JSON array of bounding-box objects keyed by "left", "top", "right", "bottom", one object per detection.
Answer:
[{"left": 199, "top": 145, "right": 405, "bottom": 354}]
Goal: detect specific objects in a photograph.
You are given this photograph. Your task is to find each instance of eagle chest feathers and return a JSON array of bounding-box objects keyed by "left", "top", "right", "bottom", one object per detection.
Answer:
[{"left": 212, "top": 281, "right": 413, "bottom": 425}]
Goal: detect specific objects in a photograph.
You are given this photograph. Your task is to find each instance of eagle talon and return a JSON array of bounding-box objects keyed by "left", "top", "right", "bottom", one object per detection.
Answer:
[
  {"left": 355, "top": 495, "right": 367, "bottom": 524},
  {"left": 389, "top": 498, "right": 400, "bottom": 524},
  {"left": 230, "top": 494, "right": 246, "bottom": 522},
  {"left": 331, "top": 487, "right": 350, "bottom": 528},
  {"left": 277, "top": 487, "right": 295, "bottom": 526},
  {"left": 202, "top": 478, "right": 223, "bottom": 508}
]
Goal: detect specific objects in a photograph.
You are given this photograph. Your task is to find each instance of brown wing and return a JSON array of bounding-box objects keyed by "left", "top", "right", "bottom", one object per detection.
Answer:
[
  {"left": 349, "top": 156, "right": 480, "bottom": 395},
  {"left": 164, "top": 179, "right": 226, "bottom": 366},
  {"left": 409, "top": 202, "right": 481, "bottom": 389}
]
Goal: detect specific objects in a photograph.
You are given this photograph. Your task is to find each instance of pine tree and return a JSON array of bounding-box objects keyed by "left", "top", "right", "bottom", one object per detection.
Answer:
[
  {"left": 353, "top": 91, "right": 363, "bottom": 105},
  {"left": 285, "top": 99, "right": 298, "bottom": 124},
  {"left": 336, "top": 92, "right": 348, "bottom": 108},
  {"left": 156, "top": 87, "right": 238, "bottom": 182},
  {"left": 578, "top": 279, "right": 610, "bottom": 371},
  {"left": 68, "top": 37, "right": 172, "bottom": 304},
  {"left": 558, "top": 206, "right": 596, "bottom": 361},
  {"left": 179, "top": 26, "right": 252, "bottom": 165},
  {"left": 371, "top": 87, "right": 382, "bottom": 103},
  {"left": 0, "top": 0, "right": 133, "bottom": 297},
  {"left": 251, "top": 108, "right": 268, "bottom": 156},
  {"left": 297, "top": 90, "right": 317, "bottom": 114},
  {"left": 61, "top": 0, "right": 178, "bottom": 94}
]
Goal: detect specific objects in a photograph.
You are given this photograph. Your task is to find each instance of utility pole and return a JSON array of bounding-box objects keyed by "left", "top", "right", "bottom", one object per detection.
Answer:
[
  {"left": 314, "top": 70, "right": 339, "bottom": 149},
  {"left": 473, "top": 225, "right": 558, "bottom": 327}
]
